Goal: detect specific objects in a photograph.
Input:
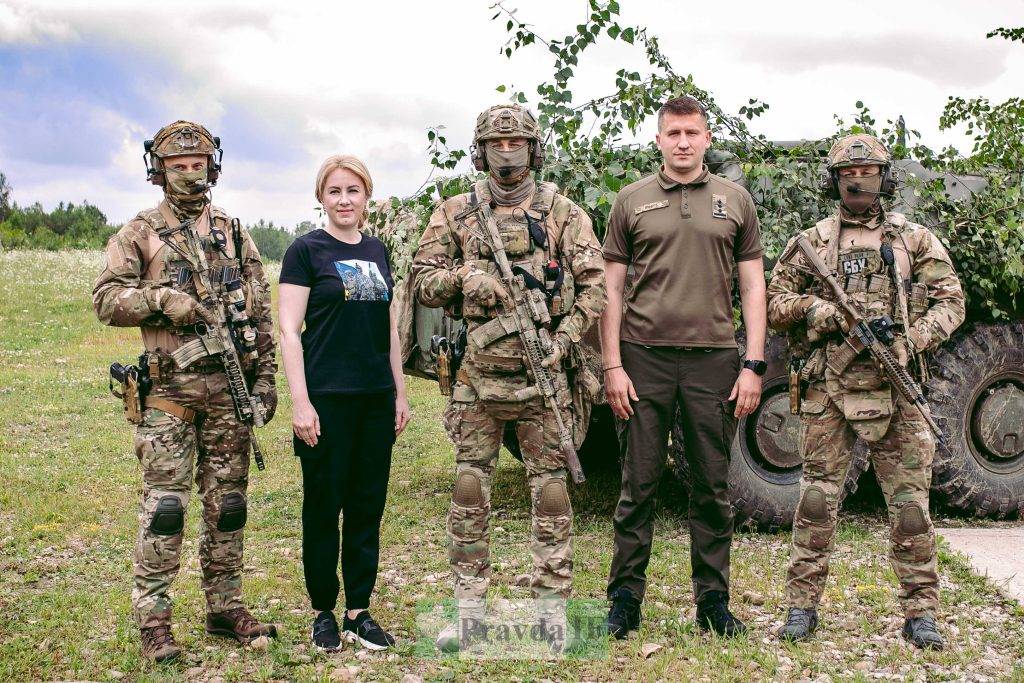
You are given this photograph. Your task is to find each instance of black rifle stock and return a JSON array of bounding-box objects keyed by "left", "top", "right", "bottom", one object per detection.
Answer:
[
  {"left": 793, "top": 234, "right": 944, "bottom": 444},
  {"left": 475, "top": 201, "right": 586, "bottom": 484}
]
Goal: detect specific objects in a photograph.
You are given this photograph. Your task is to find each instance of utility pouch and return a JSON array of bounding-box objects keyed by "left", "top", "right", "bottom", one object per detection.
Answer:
[
  {"left": 789, "top": 359, "right": 804, "bottom": 415},
  {"left": 825, "top": 337, "right": 860, "bottom": 376},
  {"left": 110, "top": 362, "right": 144, "bottom": 425}
]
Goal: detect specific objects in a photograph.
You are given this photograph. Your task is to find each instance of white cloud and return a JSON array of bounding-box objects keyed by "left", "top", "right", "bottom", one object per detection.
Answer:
[{"left": 1, "top": 0, "right": 1021, "bottom": 227}]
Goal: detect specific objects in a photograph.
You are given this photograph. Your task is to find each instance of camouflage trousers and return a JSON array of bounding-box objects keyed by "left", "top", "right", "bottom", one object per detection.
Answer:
[
  {"left": 786, "top": 390, "right": 938, "bottom": 618},
  {"left": 132, "top": 370, "right": 251, "bottom": 628},
  {"left": 442, "top": 393, "right": 573, "bottom": 605}
]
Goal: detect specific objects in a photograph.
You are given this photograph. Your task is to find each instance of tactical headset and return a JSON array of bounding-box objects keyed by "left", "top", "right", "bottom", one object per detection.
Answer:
[
  {"left": 821, "top": 162, "right": 896, "bottom": 200},
  {"left": 471, "top": 137, "right": 545, "bottom": 173},
  {"left": 143, "top": 123, "right": 223, "bottom": 188}
]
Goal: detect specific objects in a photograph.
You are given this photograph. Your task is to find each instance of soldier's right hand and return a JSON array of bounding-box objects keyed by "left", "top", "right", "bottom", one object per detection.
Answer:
[
  {"left": 605, "top": 366, "right": 639, "bottom": 419},
  {"left": 155, "top": 288, "right": 217, "bottom": 326},
  {"left": 806, "top": 298, "right": 842, "bottom": 335},
  {"left": 292, "top": 399, "right": 321, "bottom": 448},
  {"left": 458, "top": 264, "right": 511, "bottom": 309}
]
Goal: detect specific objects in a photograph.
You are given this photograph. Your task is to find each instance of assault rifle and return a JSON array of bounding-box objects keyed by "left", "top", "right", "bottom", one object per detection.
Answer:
[
  {"left": 792, "top": 234, "right": 944, "bottom": 445},
  {"left": 166, "top": 218, "right": 268, "bottom": 470},
  {"left": 475, "top": 200, "right": 586, "bottom": 484}
]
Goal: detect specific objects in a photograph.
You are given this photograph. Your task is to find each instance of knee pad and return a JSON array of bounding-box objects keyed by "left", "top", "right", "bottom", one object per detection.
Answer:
[
  {"left": 538, "top": 479, "right": 570, "bottom": 517},
  {"left": 453, "top": 471, "right": 483, "bottom": 507},
  {"left": 897, "top": 501, "right": 929, "bottom": 536},
  {"left": 216, "top": 492, "right": 247, "bottom": 532},
  {"left": 798, "top": 486, "right": 828, "bottom": 523},
  {"left": 150, "top": 496, "right": 185, "bottom": 536}
]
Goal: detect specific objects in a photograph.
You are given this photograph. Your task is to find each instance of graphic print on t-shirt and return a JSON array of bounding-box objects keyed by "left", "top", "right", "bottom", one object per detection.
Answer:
[{"left": 334, "top": 259, "right": 390, "bottom": 301}]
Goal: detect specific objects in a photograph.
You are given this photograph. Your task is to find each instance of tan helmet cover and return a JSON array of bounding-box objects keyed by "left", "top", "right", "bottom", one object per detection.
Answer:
[
  {"left": 827, "top": 133, "right": 891, "bottom": 170},
  {"left": 473, "top": 103, "right": 542, "bottom": 144},
  {"left": 151, "top": 120, "right": 218, "bottom": 159}
]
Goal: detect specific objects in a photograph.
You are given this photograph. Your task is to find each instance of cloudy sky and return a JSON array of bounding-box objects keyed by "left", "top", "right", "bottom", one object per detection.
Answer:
[{"left": 1, "top": 0, "right": 1020, "bottom": 227}]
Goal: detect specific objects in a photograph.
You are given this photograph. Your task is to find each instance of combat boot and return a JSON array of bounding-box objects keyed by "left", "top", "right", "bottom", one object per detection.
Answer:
[
  {"left": 605, "top": 588, "right": 641, "bottom": 639},
  {"left": 902, "top": 615, "right": 944, "bottom": 650},
  {"left": 695, "top": 591, "right": 747, "bottom": 637},
  {"left": 140, "top": 624, "right": 182, "bottom": 663},
  {"left": 206, "top": 607, "right": 278, "bottom": 644},
  {"left": 435, "top": 602, "right": 487, "bottom": 654},
  {"left": 777, "top": 607, "right": 818, "bottom": 642}
]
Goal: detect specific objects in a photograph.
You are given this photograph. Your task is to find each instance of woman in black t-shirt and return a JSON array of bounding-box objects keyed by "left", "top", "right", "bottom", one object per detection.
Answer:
[{"left": 279, "top": 155, "right": 409, "bottom": 652}]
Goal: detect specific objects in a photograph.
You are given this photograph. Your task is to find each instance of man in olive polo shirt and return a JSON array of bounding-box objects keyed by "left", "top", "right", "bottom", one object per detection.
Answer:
[{"left": 602, "top": 95, "right": 768, "bottom": 638}]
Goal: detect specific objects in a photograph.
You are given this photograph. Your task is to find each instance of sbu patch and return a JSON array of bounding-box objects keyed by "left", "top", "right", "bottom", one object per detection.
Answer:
[{"left": 712, "top": 194, "right": 728, "bottom": 219}]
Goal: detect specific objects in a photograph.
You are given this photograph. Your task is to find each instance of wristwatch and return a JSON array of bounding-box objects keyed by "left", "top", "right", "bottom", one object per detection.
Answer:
[{"left": 742, "top": 359, "right": 768, "bottom": 376}]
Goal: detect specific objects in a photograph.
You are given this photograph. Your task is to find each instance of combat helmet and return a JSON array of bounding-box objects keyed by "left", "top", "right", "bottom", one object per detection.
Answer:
[
  {"left": 471, "top": 103, "right": 545, "bottom": 172},
  {"left": 143, "top": 120, "right": 223, "bottom": 187},
  {"left": 822, "top": 133, "right": 895, "bottom": 199}
]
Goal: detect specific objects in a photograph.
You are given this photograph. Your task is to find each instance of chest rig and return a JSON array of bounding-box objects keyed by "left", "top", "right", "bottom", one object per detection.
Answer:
[
  {"left": 139, "top": 204, "right": 259, "bottom": 367},
  {"left": 456, "top": 180, "right": 576, "bottom": 324}
]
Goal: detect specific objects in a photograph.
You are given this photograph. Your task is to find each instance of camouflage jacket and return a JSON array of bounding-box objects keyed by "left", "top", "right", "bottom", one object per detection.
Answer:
[
  {"left": 767, "top": 212, "right": 964, "bottom": 356},
  {"left": 412, "top": 180, "right": 605, "bottom": 387},
  {"left": 92, "top": 200, "right": 276, "bottom": 385}
]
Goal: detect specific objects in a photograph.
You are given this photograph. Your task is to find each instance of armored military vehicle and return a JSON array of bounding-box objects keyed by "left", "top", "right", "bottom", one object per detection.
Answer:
[{"left": 386, "top": 148, "right": 1024, "bottom": 527}]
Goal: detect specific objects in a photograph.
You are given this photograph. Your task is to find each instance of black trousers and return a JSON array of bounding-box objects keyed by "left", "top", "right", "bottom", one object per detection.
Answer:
[
  {"left": 296, "top": 392, "right": 394, "bottom": 611},
  {"left": 608, "top": 343, "right": 739, "bottom": 602}
]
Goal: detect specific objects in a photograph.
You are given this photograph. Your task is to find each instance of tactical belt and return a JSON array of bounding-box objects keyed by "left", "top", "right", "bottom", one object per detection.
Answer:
[
  {"left": 144, "top": 396, "right": 199, "bottom": 425},
  {"left": 148, "top": 349, "right": 223, "bottom": 375}
]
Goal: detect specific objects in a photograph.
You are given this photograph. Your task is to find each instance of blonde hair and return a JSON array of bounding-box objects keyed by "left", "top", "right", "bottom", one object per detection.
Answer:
[{"left": 315, "top": 155, "right": 374, "bottom": 225}]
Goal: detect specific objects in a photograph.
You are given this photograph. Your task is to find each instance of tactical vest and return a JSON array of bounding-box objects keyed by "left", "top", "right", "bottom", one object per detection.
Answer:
[
  {"left": 804, "top": 213, "right": 926, "bottom": 441},
  {"left": 137, "top": 204, "right": 263, "bottom": 365},
  {"left": 458, "top": 180, "right": 576, "bottom": 323}
]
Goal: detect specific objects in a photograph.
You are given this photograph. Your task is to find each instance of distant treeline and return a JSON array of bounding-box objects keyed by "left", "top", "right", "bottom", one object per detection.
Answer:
[{"left": 0, "top": 174, "right": 317, "bottom": 261}]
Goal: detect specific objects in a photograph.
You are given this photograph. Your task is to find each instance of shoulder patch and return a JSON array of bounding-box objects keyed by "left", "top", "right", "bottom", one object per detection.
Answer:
[
  {"left": 712, "top": 194, "right": 728, "bottom": 219},
  {"left": 634, "top": 200, "right": 669, "bottom": 215}
]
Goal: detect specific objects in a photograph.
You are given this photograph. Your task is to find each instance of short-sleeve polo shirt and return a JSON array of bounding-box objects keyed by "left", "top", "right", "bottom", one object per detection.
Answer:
[{"left": 602, "top": 165, "right": 763, "bottom": 347}]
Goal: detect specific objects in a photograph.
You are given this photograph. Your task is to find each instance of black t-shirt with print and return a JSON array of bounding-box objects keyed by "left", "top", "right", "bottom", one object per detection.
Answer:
[{"left": 280, "top": 229, "right": 394, "bottom": 395}]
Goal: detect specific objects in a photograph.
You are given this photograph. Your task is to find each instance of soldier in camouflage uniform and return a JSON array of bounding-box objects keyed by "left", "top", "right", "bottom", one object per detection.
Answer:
[
  {"left": 93, "top": 121, "right": 278, "bottom": 662},
  {"left": 767, "top": 134, "right": 965, "bottom": 650},
  {"left": 413, "top": 104, "right": 606, "bottom": 651}
]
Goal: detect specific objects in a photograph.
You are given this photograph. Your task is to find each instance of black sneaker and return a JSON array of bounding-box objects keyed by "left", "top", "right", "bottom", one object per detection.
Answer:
[
  {"left": 605, "top": 588, "right": 642, "bottom": 640},
  {"left": 695, "top": 591, "right": 747, "bottom": 637},
  {"left": 311, "top": 611, "right": 342, "bottom": 652},
  {"left": 343, "top": 611, "right": 396, "bottom": 651},
  {"left": 777, "top": 607, "right": 818, "bottom": 642},
  {"left": 902, "top": 615, "right": 944, "bottom": 651}
]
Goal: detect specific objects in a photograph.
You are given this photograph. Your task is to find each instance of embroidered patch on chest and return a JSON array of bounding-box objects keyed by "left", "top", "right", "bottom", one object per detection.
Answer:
[
  {"left": 838, "top": 248, "right": 878, "bottom": 276},
  {"left": 712, "top": 194, "right": 728, "bottom": 219},
  {"left": 634, "top": 200, "right": 669, "bottom": 215}
]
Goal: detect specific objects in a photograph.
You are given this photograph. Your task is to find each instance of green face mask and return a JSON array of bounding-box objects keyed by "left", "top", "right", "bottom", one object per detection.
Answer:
[
  {"left": 485, "top": 144, "right": 531, "bottom": 186},
  {"left": 164, "top": 167, "right": 209, "bottom": 217}
]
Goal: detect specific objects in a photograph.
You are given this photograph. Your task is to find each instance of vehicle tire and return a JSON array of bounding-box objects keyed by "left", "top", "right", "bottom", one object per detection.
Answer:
[
  {"left": 926, "top": 323, "right": 1024, "bottom": 518},
  {"left": 502, "top": 404, "right": 621, "bottom": 477},
  {"left": 670, "top": 336, "right": 868, "bottom": 530}
]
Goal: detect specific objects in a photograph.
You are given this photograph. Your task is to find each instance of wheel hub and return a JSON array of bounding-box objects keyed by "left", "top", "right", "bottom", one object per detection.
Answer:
[
  {"left": 753, "top": 392, "right": 802, "bottom": 469},
  {"left": 972, "top": 383, "right": 1024, "bottom": 460}
]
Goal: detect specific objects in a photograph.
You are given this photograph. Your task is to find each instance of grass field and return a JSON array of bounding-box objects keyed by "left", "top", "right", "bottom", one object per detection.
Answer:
[{"left": 1, "top": 250, "right": 1022, "bottom": 682}]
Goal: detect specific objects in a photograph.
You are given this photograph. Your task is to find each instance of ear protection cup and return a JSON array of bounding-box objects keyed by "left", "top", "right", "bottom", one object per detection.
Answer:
[
  {"left": 471, "top": 142, "right": 487, "bottom": 172},
  {"left": 823, "top": 163, "right": 895, "bottom": 200},
  {"left": 530, "top": 138, "right": 545, "bottom": 171}
]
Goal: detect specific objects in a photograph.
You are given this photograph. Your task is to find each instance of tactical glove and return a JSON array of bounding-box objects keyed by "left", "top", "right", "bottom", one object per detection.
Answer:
[
  {"left": 251, "top": 378, "right": 278, "bottom": 423},
  {"left": 457, "top": 264, "right": 510, "bottom": 309},
  {"left": 151, "top": 287, "right": 216, "bottom": 326},
  {"left": 806, "top": 298, "right": 843, "bottom": 335},
  {"left": 541, "top": 332, "right": 571, "bottom": 368}
]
